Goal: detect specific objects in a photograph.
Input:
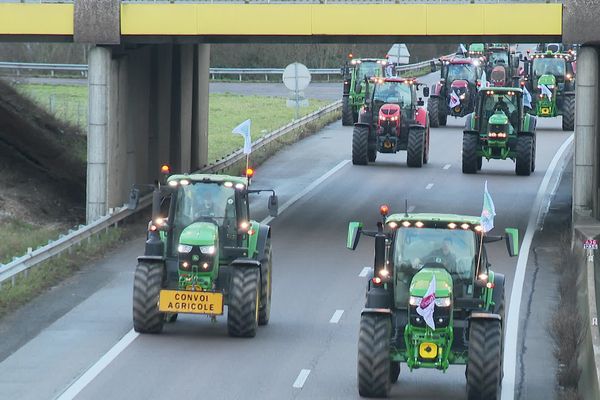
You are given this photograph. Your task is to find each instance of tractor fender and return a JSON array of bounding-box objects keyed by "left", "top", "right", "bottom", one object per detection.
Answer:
[
  {"left": 563, "top": 91, "right": 575, "bottom": 97},
  {"left": 354, "top": 122, "right": 371, "bottom": 130},
  {"left": 491, "top": 273, "right": 505, "bottom": 315},
  {"left": 409, "top": 124, "right": 426, "bottom": 131},
  {"left": 365, "top": 286, "right": 393, "bottom": 309},
  {"left": 432, "top": 82, "right": 444, "bottom": 96},
  {"left": 464, "top": 113, "right": 476, "bottom": 131},
  {"left": 137, "top": 255, "right": 165, "bottom": 264},
  {"left": 463, "top": 129, "right": 479, "bottom": 136},
  {"left": 414, "top": 107, "right": 428, "bottom": 127},
  {"left": 520, "top": 113, "right": 537, "bottom": 134},
  {"left": 255, "top": 224, "right": 271, "bottom": 261},
  {"left": 361, "top": 307, "right": 392, "bottom": 316},
  {"left": 230, "top": 258, "right": 261, "bottom": 268},
  {"left": 469, "top": 312, "right": 502, "bottom": 321}
]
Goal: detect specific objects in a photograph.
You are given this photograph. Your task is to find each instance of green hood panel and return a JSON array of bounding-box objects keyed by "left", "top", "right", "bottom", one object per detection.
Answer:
[
  {"left": 179, "top": 222, "right": 218, "bottom": 246},
  {"left": 488, "top": 112, "right": 509, "bottom": 125},
  {"left": 410, "top": 268, "right": 453, "bottom": 298},
  {"left": 538, "top": 74, "right": 557, "bottom": 86}
]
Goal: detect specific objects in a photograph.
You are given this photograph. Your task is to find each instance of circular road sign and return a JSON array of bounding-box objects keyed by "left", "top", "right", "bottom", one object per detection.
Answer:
[{"left": 283, "top": 63, "right": 311, "bottom": 91}]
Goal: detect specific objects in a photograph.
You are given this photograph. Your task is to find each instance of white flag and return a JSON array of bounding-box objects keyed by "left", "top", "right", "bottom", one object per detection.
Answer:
[
  {"left": 481, "top": 180, "right": 496, "bottom": 233},
  {"left": 416, "top": 275, "right": 436, "bottom": 330},
  {"left": 539, "top": 84, "right": 553, "bottom": 101},
  {"left": 459, "top": 44, "right": 468, "bottom": 54},
  {"left": 449, "top": 91, "right": 461, "bottom": 108},
  {"left": 523, "top": 86, "right": 533, "bottom": 109},
  {"left": 478, "top": 71, "right": 488, "bottom": 90},
  {"left": 232, "top": 119, "right": 252, "bottom": 154}
]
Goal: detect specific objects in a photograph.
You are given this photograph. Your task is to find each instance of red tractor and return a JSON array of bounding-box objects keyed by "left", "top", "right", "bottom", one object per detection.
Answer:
[
  {"left": 352, "top": 77, "right": 430, "bottom": 167},
  {"left": 427, "top": 57, "right": 484, "bottom": 127}
]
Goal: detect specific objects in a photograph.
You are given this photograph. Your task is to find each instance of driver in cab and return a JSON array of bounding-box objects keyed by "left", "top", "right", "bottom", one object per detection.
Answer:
[{"left": 423, "top": 238, "right": 457, "bottom": 271}]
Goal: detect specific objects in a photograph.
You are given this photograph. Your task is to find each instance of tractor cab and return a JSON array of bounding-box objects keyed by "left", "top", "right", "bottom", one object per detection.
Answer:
[
  {"left": 525, "top": 52, "right": 576, "bottom": 92},
  {"left": 371, "top": 77, "right": 418, "bottom": 126},
  {"left": 341, "top": 56, "right": 387, "bottom": 125},
  {"left": 476, "top": 88, "right": 523, "bottom": 134}
]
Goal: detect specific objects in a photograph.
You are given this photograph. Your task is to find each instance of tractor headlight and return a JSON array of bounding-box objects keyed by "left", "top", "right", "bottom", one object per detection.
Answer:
[
  {"left": 178, "top": 244, "right": 193, "bottom": 254},
  {"left": 459, "top": 94, "right": 466, "bottom": 100},
  {"left": 409, "top": 296, "right": 422, "bottom": 306},
  {"left": 199, "top": 245, "right": 216, "bottom": 255},
  {"left": 435, "top": 297, "right": 451, "bottom": 307}
]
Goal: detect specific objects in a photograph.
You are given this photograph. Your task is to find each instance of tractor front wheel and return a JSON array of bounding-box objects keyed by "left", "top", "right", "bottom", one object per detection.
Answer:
[
  {"left": 439, "top": 105, "right": 448, "bottom": 126},
  {"left": 428, "top": 97, "right": 440, "bottom": 128},
  {"left": 562, "top": 95, "right": 575, "bottom": 131},
  {"left": 342, "top": 96, "right": 354, "bottom": 126},
  {"left": 531, "top": 135, "right": 537, "bottom": 172},
  {"left": 516, "top": 135, "right": 533, "bottom": 176},
  {"left": 462, "top": 134, "right": 479, "bottom": 174},
  {"left": 357, "top": 313, "right": 392, "bottom": 398},
  {"left": 407, "top": 128, "right": 425, "bottom": 168},
  {"left": 352, "top": 125, "right": 370, "bottom": 165},
  {"left": 466, "top": 318, "right": 503, "bottom": 400},
  {"left": 228, "top": 267, "right": 260, "bottom": 338},
  {"left": 390, "top": 362, "right": 401, "bottom": 384},
  {"left": 132, "top": 262, "right": 165, "bottom": 334},
  {"left": 258, "top": 239, "right": 272, "bottom": 326}
]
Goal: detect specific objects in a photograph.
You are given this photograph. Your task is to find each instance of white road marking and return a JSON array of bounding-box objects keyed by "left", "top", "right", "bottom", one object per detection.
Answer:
[
  {"left": 261, "top": 159, "right": 350, "bottom": 225},
  {"left": 292, "top": 369, "right": 311, "bottom": 388},
  {"left": 502, "top": 134, "right": 573, "bottom": 400},
  {"left": 56, "top": 330, "right": 139, "bottom": 400},
  {"left": 329, "top": 310, "right": 344, "bottom": 323},
  {"left": 407, "top": 205, "right": 415, "bottom": 213},
  {"left": 425, "top": 183, "right": 434, "bottom": 190},
  {"left": 55, "top": 159, "right": 352, "bottom": 399},
  {"left": 443, "top": 164, "right": 451, "bottom": 170},
  {"left": 359, "top": 267, "right": 372, "bottom": 277}
]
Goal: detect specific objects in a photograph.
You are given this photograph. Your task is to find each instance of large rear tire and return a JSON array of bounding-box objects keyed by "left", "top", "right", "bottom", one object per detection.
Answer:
[
  {"left": 227, "top": 267, "right": 260, "bottom": 338},
  {"left": 439, "top": 106, "right": 448, "bottom": 126},
  {"left": 258, "top": 239, "right": 272, "bottom": 326},
  {"left": 531, "top": 135, "right": 537, "bottom": 172},
  {"left": 358, "top": 313, "right": 392, "bottom": 398},
  {"left": 515, "top": 135, "right": 533, "bottom": 176},
  {"left": 466, "top": 318, "right": 503, "bottom": 400},
  {"left": 562, "top": 95, "right": 575, "bottom": 131},
  {"left": 352, "top": 125, "right": 369, "bottom": 165},
  {"left": 428, "top": 97, "right": 440, "bottom": 128},
  {"left": 133, "top": 262, "right": 164, "bottom": 334},
  {"left": 342, "top": 96, "right": 354, "bottom": 126},
  {"left": 462, "top": 133, "right": 479, "bottom": 174},
  {"left": 390, "top": 362, "right": 401, "bottom": 384},
  {"left": 423, "top": 121, "right": 430, "bottom": 164},
  {"left": 407, "top": 128, "right": 425, "bottom": 168}
]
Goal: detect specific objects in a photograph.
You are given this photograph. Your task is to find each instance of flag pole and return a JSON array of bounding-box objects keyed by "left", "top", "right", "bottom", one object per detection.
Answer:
[
  {"left": 475, "top": 229, "right": 485, "bottom": 279},
  {"left": 245, "top": 153, "right": 250, "bottom": 185}
]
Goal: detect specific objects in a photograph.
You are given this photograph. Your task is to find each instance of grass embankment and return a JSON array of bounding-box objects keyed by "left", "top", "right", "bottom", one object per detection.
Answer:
[{"left": 0, "top": 220, "right": 63, "bottom": 265}]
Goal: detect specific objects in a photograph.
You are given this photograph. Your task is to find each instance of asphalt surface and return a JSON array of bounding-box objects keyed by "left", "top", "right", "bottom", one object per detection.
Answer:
[{"left": 0, "top": 72, "right": 571, "bottom": 400}]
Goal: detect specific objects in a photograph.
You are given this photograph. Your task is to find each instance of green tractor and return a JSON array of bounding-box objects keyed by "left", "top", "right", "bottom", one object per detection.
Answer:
[
  {"left": 521, "top": 51, "right": 576, "bottom": 131},
  {"left": 132, "top": 168, "right": 278, "bottom": 337},
  {"left": 347, "top": 207, "right": 519, "bottom": 399},
  {"left": 462, "top": 87, "right": 537, "bottom": 176},
  {"left": 342, "top": 56, "right": 387, "bottom": 126}
]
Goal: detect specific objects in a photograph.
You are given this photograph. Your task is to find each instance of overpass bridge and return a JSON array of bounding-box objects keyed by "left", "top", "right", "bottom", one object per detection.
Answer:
[{"left": 0, "top": 0, "right": 598, "bottom": 225}]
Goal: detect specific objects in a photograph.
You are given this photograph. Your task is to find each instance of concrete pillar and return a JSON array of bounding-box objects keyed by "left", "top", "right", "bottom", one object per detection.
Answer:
[
  {"left": 192, "top": 44, "right": 210, "bottom": 171},
  {"left": 87, "top": 46, "right": 110, "bottom": 223},
  {"left": 170, "top": 45, "right": 195, "bottom": 174},
  {"left": 574, "top": 46, "right": 599, "bottom": 218}
]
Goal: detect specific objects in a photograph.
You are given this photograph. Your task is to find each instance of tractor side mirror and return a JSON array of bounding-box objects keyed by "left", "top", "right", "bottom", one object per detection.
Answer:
[
  {"left": 127, "top": 187, "right": 140, "bottom": 210},
  {"left": 268, "top": 194, "right": 278, "bottom": 217},
  {"left": 430, "top": 60, "right": 437, "bottom": 72},
  {"left": 347, "top": 222, "right": 363, "bottom": 250},
  {"left": 422, "top": 86, "right": 430, "bottom": 97},
  {"left": 505, "top": 227, "right": 519, "bottom": 257},
  {"left": 417, "top": 98, "right": 424, "bottom": 106}
]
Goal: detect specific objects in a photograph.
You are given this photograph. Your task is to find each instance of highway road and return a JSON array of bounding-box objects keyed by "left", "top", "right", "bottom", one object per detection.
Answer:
[{"left": 0, "top": 72, "right": 571, "bottom": 400}]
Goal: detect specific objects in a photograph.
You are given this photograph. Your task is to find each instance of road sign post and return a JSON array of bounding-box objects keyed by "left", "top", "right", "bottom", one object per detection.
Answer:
[{"left": 283, "top": 62, "right": 311, "bottom": 120}]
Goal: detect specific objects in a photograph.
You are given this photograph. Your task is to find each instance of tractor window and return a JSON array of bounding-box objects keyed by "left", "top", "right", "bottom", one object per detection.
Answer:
[
  {"left": 447, "top": 64, "right": 477, "bottom": 82},
  {"left": 532, "top": 58, "right": 565, "bottom": 77},
  {"left": 480, "top": 92, "right": 518, "bottom": 130},
  {"left": 373, "top": 82, "right": 412, "bottom": 107},
  {"left": 357, "top": 62, "right": 382, "bottom": 80},
  {"left": 489, "top": 51, "right": 508, "bottom": 65},
  {"left": 172, "top": 183, "right": 237, "bottom": 229}
]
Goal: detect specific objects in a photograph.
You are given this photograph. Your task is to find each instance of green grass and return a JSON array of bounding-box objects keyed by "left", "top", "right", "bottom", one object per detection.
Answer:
[{"left": 0, "top": 218, "right": 64, "bottom": 265}]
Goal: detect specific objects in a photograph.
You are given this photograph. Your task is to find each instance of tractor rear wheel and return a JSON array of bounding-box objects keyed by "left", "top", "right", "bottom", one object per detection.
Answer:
[
  {"left": 428, "top": 97, "right": 440, "bottom": 128},
  {"left": 390, "top": 362, "right": 401, "bottom": 384},
  {"left": 439, "top": 105, "right": 448, "bottom": 126},
  {"left": 228, "top": 267, "right": 260, "bottom": 337},
  {"left": 466, "top": 318, "right": 503, "bottom": 400},
  {"left": 407, "top": 128, "right": 425, "bottom": 168},
  {"left": 531, "top": 135, "right": 537, "bottom": 172},
  {"left": 133, "top": 262, "right": 164, "bottom": 334},
  {"left": 358, "top": 313, "right": 392, "bottom": 398},
  {"left": 352, "top": 126, "right": 369, "bottom": 165},
  {"left": 462, "top": 134, "right": 479, "bottom": 174},
  {"left": 423, "top": 123, "right": 430, "bottom": 164},
  {"left": 477, "top": 156, "right": 483, "bottom": 171},
  {"left": 342, "top": 96, "right": 354, "bottom": 126},
  {"left": 258, "top": 239, "right": 272, "bottom": 326},
  {"left": 515, "top": 136, "right": 533, "bottom": 176},
  {"left": 562, "top": 95, "right": 575, "bottom": 131}
]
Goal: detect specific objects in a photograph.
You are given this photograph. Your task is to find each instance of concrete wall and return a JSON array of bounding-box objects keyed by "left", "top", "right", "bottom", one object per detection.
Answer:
[{"left": 87, "top": 44, "right": 210, "bottom": 222}]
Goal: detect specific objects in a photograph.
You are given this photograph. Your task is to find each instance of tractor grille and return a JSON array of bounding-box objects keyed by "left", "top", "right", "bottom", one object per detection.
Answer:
[
  {"left": 410, "top": 305, "right": 451, "bottom": 329},
  {"left": 178, "top": 247, "right": 215, "bottom": 273},
  {"left": 381, "top": 109, "right": 397, "bottom": 116}
]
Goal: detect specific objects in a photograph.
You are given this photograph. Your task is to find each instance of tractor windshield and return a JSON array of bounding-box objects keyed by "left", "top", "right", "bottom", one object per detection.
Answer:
[
  {"left": 489, "top": 51, "right": 508, "bottom": 65},
  {"left": 373, "top": 82, "right": 412, "bottom": 107},
  {"left": 357, "top": 62, "right": 382, "bottom": 80},
  {"left": 532, "top": 58, "right": 565, "bottom": 77},
  {"left": 447, "top": 64, "right": 477, "bottom": 82},
  {"left": 172, "top": 182, "right": 237, "bottom": 229},
  {"left": 393, "top": 228, "right": 476, "bottom": 278},
  {"left": 480, "top": 92, "right": 519, "bottom": 130}
]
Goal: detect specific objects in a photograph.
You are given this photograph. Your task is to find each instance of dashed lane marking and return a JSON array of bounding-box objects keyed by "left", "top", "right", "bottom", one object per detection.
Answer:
[
  {"left": 358, "top": 267, "right": 372, "bottom": 277},
  {"left": 425, "top": 183, "right": 434, "bottom": 190},
  {"left": 443, "top": 164, "right": 451, "bottom": 170},
  {"left": 293, "top": 369, "right": 311, "bottom": 388},
  {"left": 329, "top": 310, "right": 344, "bottom": 323}
]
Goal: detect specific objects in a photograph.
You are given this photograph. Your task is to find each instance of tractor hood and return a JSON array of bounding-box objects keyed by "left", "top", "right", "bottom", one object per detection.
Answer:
[
  {"left": 409, "top": 267, "right": 453, "bottom": 298},
  {"left": 179, "top": 222, "right": 218, "bottom": 247},
  {"left": 450, "top": 79, "right": 468, "bottom": 89},
  {"left": 488, "top": 111, "right": 509, "bottom": 126},
  {"left": 538, "top": 74, "right": 557, "bottom": 86}
]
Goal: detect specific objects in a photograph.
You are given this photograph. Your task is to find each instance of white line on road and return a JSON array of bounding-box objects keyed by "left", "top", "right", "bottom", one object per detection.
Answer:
[
  {"left": 425, "top": 183, "right": 434, "bottom": 190},
  {"left": 443, "top": 164, "right": 451, "bottom": 170},
  {"left": 55, "top": 159, "right": 352, "bottom": 399},
  {"left": 502, "top": 134, "right": 573, "bottom": 400},
  {"left": 358, "top": 267, "right": 372, "bottom": 277},
  {"left": 329, "top": 309, "right": 344, "bottom": 323},
  {"left": 292, "top": 369, "right": 311, "bottom": 388},
  {"left": 407, "top": 205, "right": 415, "bottom": 213}
]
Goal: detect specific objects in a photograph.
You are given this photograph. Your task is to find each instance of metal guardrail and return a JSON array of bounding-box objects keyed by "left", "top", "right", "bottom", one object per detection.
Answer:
[{"left": 0, "top": 54, "right": 435, "bottom": 286}]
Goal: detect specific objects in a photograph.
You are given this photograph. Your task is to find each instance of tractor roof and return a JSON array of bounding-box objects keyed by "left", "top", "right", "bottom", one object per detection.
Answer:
[
  {"left": 386, "top": 213, "right": 481, "bottom": 226},
  {"left": 384, "top": 77, "right": 418, "bottom": 84},
  {"left": 445, "top": 57, "right": 481, "bottom": 65},
  {"left": 167, "top": 173, "right": 247, "bottom": 186},
  {"left": 530, "top": 52, "right": 574, "bottom": 61},
  {"left": 480, "top": 86, "right": 523, "bottom": 94},
  {"left": 351, "top": 58, "right": 387, "bottom": 65}
]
